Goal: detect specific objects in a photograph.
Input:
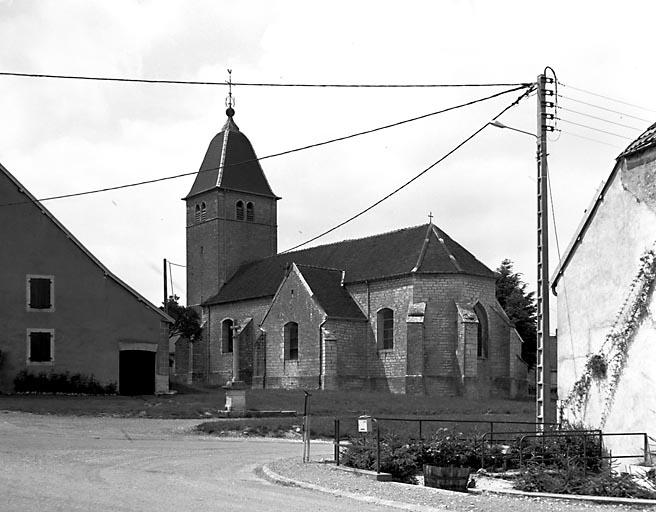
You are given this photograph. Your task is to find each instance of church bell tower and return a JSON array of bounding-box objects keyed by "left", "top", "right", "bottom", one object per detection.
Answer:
[{"left": 184, "top": 96, "right": 279, "bottom": 308}]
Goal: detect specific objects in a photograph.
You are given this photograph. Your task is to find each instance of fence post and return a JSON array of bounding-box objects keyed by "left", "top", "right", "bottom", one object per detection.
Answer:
[
  {"left": 583, "top": 433, "right": 587, "bottom": 476},
  {"left": 489, "top": 422, "right": 494, "bottom": 443},
  {"left": 419, "top": 420, "right": 423, "bottom": 439},
  {"left": 376, "top": 419, "right": 381, "bottom": 474},
  {"left": 645, "top": 434, "right": 650, "bottom": 466},
  {"left": 334, "top": 418, "right": 340, "bottom": 466}
]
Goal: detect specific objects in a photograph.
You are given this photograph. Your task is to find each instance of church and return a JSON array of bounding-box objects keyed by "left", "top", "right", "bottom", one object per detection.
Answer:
[{"left": 181, "top": 106, "right": 527, "bottom": 398}]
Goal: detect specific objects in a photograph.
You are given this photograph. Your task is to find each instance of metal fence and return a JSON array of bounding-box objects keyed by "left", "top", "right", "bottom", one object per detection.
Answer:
[{"left": 333, "top": 416, "right": 652, "bottom": 474}]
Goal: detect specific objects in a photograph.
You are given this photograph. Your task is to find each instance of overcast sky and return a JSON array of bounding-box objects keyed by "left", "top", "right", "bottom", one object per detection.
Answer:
[{"left": 1, "top": 0, "right": 655, "bottom": 313}]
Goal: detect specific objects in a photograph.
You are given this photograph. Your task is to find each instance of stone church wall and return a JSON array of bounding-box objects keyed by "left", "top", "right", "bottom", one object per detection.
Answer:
[
  {"left": 412, "top": 274, "right": 509, "bottom": 397},
  {"left": 202, "top": 297, "right": 271, "bottom": 385},
  {"left": 323, "top": 318, "right": 369, "bottom": 390},
  {"left": 347, "top": 277, "right": 413, "bottom": 393},
  {"left": 261, "top": 269, "right": 326, "bottom": 389}
]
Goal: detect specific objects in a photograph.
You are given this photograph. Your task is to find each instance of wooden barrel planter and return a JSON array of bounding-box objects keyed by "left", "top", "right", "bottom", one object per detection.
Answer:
[{"left": 423, "top": 465, "right": 471, "bottom": 492}]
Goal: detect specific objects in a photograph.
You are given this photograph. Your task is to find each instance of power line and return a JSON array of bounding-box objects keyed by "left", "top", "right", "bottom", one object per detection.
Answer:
[
  {"left": 557, "top": 94, "right": 652, "bottom": 123},
  {"left": 556, "top": 106, "right": 644, "bottom": 131},
  {"left": 554, "top": 129, "right": 624, "bottom": 150},
  {"left": 0, "top": 71, "right": 531, "bottom": 88},
  {"left": 555, "top": 118, "right": 634, "bottom": 140},
  {"left": 282, "top": 86, "right": 535, "bottom": 253},
  {"left": 558, "top": 81, "right": 656, "bottom": 113},
  {"left": 0, "top": 84, "right": 531, "bottom": 207}
]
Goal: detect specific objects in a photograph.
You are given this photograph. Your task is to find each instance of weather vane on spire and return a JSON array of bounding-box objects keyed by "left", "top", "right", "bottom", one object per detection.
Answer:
[{"left": 226, "top": 69, "right": 235, "bottom": 117}]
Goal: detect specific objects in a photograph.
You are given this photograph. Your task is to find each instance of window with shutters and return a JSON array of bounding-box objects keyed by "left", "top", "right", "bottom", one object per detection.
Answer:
[
  {"left": 377, "top": 308, "right": 394, "bottom": 350},
  {"left": 27, "top": 329, "right": 54, "bottom": 364},
  {"left": 236, "top": 201, "right": 244, "bottom": 220},
  {"left": 284, "top": 322, "right": 299, "bottom": 361},
  {"left": 195, "top": 204, "right": 201, "bottom": 223},
  {"left": 200, "top": 202, "right": 207, "bottom": 221},
  {"left": 26, "top": 275, "right": 54, "bottom": 312},
  {"left": 246, "top": 202, "right": 254, "bottom": 222}
]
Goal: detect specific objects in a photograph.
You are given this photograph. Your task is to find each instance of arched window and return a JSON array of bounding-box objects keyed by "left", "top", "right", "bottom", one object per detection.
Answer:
[
  {"left": 194, "top": 204, "right": 201, "bottom": 223},
  {"left": 200, "top": 202, "right": 207, "bottom": 221},
  {"left": 284, "top": 322, "right": 298, "bottom": 360},
  {"left": 222, "top": 319, "right": 233, "bottom": 353},
  {"left": 236, "top": 201, "right": 244, "bottom": 220},
  {"left": 474, "top": 303, "right": 489, "bottom": 358},
  {"left": 246, "top": 202, "right": 254, "bottom": 222},
  {"left": 377, "top": 308, "right": 394, "bottom": 350}
]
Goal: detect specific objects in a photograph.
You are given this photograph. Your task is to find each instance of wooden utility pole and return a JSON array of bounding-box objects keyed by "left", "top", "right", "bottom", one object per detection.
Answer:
[
  {"left": 536, "top": 72, "right": 556, "bottom": 427},
  {"left": 163, "top": 258, "right": 168, "bottom": 311}
]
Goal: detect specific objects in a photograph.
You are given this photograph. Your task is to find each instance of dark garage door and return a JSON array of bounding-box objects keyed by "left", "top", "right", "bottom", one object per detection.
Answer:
[{"left": 119, "top": 350, "right": 156, "bottom": 395}]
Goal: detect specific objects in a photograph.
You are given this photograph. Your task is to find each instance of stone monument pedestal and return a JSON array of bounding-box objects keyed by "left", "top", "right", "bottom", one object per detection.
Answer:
[{"left": 223, "top": 380, "right": 247, "bottom": 413}]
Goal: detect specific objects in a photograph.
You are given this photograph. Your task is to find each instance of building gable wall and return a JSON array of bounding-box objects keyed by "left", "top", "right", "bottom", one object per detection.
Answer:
[
  {"left": 260, "top": 267, "right": 326, "bottom": 389},
  {"left": 0, "top": 171, "right": 168, "bottom": 393},
  {"left": 556, "top": 150, "right": 656, "bottom": 444}
]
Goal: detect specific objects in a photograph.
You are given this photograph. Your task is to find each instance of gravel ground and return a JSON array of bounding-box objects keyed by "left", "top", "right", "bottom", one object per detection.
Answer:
[{"left": 268, "top": 458, "right": 653, "bottom": 511}]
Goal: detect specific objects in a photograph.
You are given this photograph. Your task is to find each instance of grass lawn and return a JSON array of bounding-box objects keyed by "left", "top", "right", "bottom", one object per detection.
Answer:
[{"left": 0, "top": 382, "right": 536, "bottom": 438}]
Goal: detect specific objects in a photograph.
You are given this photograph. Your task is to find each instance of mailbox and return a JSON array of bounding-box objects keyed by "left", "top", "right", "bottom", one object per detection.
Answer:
[{"left": 358, "top": 415, "right": 372, "bottom": 433}]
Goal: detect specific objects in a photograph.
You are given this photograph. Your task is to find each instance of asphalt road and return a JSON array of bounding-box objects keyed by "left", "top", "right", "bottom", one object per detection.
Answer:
[{"left": 0, "top": 411, "right": 396, "bottom": 512}]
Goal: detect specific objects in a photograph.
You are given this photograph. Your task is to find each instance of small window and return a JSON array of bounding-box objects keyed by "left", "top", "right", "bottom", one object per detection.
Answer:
[
  {"left": 236, "top": 201, "right": 244, "bottom": 220},
  {"left": 195, "top": 204, "right": 201, "bottom": 223},
  {"left": 246, "top": 202, "right": 254, "bottom": 222},
  {"left": 377, "top": 308, "right": 394, "bottom": 350},
  {"left": 222, "top": 319, "right": 233, "bottom": 353},
  {"left": 200, "top": 202, "right": 207, "bottom": 222},
  {"left": 285, "top": 322, "right": 298, "bottom": 361},
  {"left": 27, "top": 275, "right": 54, "bottom": 311},
  {"left": 475, "top": 303, "right": 489, "bottom": 358},
  {"left": 27, "top": 329, "right": 54, "bottom": 364}
]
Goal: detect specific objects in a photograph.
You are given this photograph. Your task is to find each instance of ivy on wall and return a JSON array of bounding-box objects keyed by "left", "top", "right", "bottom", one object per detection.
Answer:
[{"left": 563, "top": 248, "right": 656, "bottom": 425}]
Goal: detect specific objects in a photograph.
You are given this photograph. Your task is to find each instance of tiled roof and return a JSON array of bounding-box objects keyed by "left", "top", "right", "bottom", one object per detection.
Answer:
[
  {"left": 185, "top": 112, "right": 277, "bottom": 199},
  {"left": 205, "top": 223, "right": 494, "bottom": 305},
  {"left": 618, "top": 121, "right": 656, "bottom": 159},
  {"left": 296, "top": 265, "right": 366, "bottom": 320}
]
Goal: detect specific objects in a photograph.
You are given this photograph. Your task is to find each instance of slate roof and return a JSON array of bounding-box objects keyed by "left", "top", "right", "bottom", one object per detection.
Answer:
[
  {"left": 618, "top": 121, "right": 656, "bottom": 159},
  {"left": 205, "top": 223, "right": 494, "bottom": 305},
  {"left": 296, "top": 265, "right": 366, "bottom": 320},
  {"left": 185, "top": 111, "right": 277, "bottom": 199}
]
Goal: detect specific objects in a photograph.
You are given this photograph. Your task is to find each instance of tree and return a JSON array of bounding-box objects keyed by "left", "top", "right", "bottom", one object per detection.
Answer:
[
  {"left": 161, "top": 295, "right": 202, "bottom": 341},
  {"left": 495, "top": 259, "right": 537, "bottom": 368}
]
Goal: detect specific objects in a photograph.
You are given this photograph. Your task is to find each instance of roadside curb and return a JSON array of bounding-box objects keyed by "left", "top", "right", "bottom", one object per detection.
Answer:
[
  {"left": 262, "top": 461, "right": 656, "bottom": 509},
  {"left": 260, "top": 464, "right": 444, "bottom": 512},
  {"left": 470, "top": 486, "right": 656, "bottom": 506}
]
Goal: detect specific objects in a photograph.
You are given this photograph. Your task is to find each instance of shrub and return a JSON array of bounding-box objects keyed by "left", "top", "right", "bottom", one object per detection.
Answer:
[
  {"left": 515, "top": 464, "right": 656, "bottom": 499},
  {"left": 13, "top": 370, "right": 116, "bottom": 395},
  {"left": 341, "top": 433, "right": 423, "bottom": 483}
]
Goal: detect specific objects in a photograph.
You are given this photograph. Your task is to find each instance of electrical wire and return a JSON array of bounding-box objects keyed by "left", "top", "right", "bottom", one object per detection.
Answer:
[
  {"left": 554, "top": 129, "right": 624, "bottom": 150},
  {"left": 167, "top": 261, "right": 186, "bottom": 268},
  {"left": 557, "top": 94, "right": 652, "bottom": 123},
  {"left": 555, "top": 118, "right": 634, "bottom": 140},
  {"left": 556, "top": 106, "right": 644, "bottom": 131},
  {"left": 558, "top": 81, "right": 656, "bottom": 113},
  {"left": 281, "top": 86, "right": 535, "bottom": 253},
  {"left": 548, "top": 170, "right": 577, "bottom": 379},
  {"left": 0, "top": 71, "right": 531, "bottom": 88},
  {"left": 0, "top": 84, "right": 531, "bottom": 207}
]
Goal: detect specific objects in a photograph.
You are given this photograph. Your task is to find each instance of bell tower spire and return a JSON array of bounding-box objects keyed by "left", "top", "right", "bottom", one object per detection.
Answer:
[{"left": 184, "top": 72, "right": 280, "bottom": 308}]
